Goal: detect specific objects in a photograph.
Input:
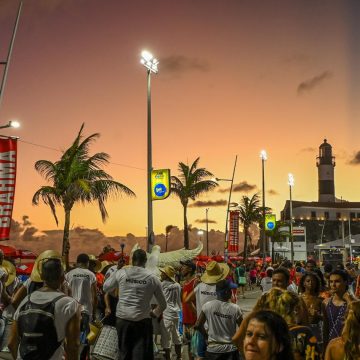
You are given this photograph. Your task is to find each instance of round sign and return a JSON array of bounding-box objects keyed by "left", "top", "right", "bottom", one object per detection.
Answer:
[
  {"left": 154, "top": 183, "right": 167, "bottom": 197},
  {"left": 267, "top": 222, "right": 275, "bottom": 230}
]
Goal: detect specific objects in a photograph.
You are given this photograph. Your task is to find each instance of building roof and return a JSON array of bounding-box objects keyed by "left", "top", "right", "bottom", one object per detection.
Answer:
[
  {"left": 281, "top": 200, "right": 360, "bottom": 220},
  {"left": 314, "top": 234, "right": 360, "bottom": 249},
  {"left": 287, "top": 200, "right": 360, "bottom": 209}
]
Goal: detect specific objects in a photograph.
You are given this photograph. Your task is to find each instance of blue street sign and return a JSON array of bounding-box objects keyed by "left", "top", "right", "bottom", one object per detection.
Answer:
[
  {"left": 267, "top": 222, "right": 275, "bottom": 230},
  {"left": 154, "top": 183, "right": 167, "bottom": 197}
]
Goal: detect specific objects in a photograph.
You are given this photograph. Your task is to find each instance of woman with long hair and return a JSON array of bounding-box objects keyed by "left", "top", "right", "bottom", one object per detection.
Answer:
[
  {"left": 325, "top": 300, "right": 360, "bottom": 360},
  {"left": 232, "top": 310, "right": 294, "bottom": 360},
  {"left": 298, "top": 272, "right": 324, "bottom": 348},
  {"left": 252, "top": 287, "right": 320, "bottom": 360}
]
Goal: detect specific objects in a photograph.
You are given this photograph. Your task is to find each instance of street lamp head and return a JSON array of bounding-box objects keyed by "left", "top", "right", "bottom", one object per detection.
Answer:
[
  {"left": 9, "top": 120, "right": 20, "bottom": 128},
  {"left": 140, "top": 50, "right": 159, "bottom": 74},
  {"left": 197, "top": 230, "right": 204, "bottom": 236},
  {"left": 288, "top": 173, "right": 295, "bottom": 187},
  {"left": 260, "top": 150, "right": 267, "bottom": 161}
]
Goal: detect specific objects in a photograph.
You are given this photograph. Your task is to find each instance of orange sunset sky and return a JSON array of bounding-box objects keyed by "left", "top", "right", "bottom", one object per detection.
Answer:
[{"left": 0, "top": 0, "right": 360, "bottom": 247}]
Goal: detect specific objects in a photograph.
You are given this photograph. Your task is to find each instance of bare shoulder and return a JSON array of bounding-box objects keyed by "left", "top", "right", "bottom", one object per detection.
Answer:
[{"left": 325, "top": 338, "right": 344, "bottom": 360}]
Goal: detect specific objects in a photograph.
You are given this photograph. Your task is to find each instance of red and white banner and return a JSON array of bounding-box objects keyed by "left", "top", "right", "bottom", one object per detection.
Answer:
[
  {"left": 228, "top": 210, "right": 240, "bottom": 253},
  {"left": 0, "top": 138, "right": 17, "bottom": 240}
]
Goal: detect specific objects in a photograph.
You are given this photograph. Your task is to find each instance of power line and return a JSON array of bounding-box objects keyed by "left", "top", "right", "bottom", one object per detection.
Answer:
[{"left": 18, "top": 139, "right": 146, "bottom": 171}]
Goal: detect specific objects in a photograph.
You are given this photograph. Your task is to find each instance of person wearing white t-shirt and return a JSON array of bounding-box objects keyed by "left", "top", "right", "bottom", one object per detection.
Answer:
[
  {"left": 65, "top": 253, "right": 97, "bottom": 360},
  {"left": 159, "top": 265, "right": 182, "bottom": 360},
  {"left": 195, "top": 279, "right": 243, "bottom": 360},
  {"left": 9, "top": 259, "right": 80, "bottom": 360},
  {"left": 103, "top": 249, "right": 166, "bottom": 360},
  {"left": 260, "top": 267, "right": 273, "bottom": 294},
  {"left": 185, "top": 261, "right": 230, "bottom": 360}
]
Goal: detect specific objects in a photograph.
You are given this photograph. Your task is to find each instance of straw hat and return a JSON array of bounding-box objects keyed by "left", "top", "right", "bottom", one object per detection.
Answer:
[
  {"left": 159, "top": 265, "right": 176, "bottom": 282},
  {"left": 30, "top": 250, "right": 63, "bottom": 282},
  {"left": 99, "top": 260, "right": 114, "bottom": 273},
  {"left": 0, "top": 260, "right": 16, "bottom": 287},
  {"left": 201, "top": 261, "right": 230, "bottom": 284},
  {"left": 88, "top": 254, "right": 101, "bottom": 273}
]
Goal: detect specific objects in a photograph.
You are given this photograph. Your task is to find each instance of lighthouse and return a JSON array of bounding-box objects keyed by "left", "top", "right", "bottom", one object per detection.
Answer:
[{"left": 316, "top": 139, "right": 336, "bottom": 202}]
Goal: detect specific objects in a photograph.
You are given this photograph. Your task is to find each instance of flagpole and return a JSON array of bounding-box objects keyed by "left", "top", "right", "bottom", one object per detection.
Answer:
[{"left": 0, "top": 1, "right": 23, "bottom": 109}]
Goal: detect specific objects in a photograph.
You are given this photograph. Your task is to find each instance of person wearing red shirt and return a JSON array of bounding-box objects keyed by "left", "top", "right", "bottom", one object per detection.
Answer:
[{"left": 180, "top": 260, "right": 198, "bottom": 360}]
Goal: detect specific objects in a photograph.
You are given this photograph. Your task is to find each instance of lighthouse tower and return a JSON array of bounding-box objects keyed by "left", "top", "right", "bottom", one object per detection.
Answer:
[{"left": 316, "top": 139, "right": 336, "bottom": 202}]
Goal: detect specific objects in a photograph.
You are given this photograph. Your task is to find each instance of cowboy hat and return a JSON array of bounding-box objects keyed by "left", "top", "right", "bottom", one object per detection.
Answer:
[
  {"left": 88, "top": 254, "right": 101, "bottom": 273},
  {"left": 201, "top": 261, "right": 229, "bottom": 284},
  {"left": 159, "top": 265, "right": 176, "bottom": 282},
  {"left": 0, "top": 260, "right": 16, "bottom": 287},
  {"left": 31, "top": 250, "right": 63, "bottom": 282}
]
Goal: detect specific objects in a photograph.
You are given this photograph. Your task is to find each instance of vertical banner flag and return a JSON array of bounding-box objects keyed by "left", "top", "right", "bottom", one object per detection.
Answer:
[
  {"left": 0, "top": 138, "right": 17, "bottom": 240},
  {"left": 151, "top": 169, "right": 171, "bottom": 200},
  {"left": 228, "top": 210, "right": 240, "bottom": 253},
  {"left": 265, "top": 214, "right": 276, "bottom": 231}
]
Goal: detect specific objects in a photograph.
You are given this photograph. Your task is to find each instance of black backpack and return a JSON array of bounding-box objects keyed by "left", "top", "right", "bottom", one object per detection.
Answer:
[{"left": 17, "top": 294, "right": 65, "bottom": 360}]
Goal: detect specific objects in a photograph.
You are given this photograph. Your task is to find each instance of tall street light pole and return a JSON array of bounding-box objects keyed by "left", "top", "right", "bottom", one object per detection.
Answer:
[
  {"left": 288, "top": 173, "right": 295, "bottom": 263},
  {"left": 140, "top": 50, "right": 159, "bottom": 252},
  {"left": 260, "top": 150, "right": 267, "bottom": 263},
  {"left": 217, "top": 155, "right": 238, "bottom": 262},
  {"left": 0, "top": 1, "right": 23, "bottom": 109}
]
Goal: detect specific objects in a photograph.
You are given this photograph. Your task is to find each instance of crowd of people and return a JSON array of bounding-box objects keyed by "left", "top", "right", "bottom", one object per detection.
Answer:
[{"left": 0, "top": 248, "right": 359, "bottom": 360}]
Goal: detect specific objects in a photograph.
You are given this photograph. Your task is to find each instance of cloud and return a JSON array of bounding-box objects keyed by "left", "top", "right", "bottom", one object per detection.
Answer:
[
  {"left": 160, "top": 56, "right": 210, "bottom": 75},
  {"left": 219, "top": 181, "right": 257, "bottom": 193},
  {"left": 268, "top": 189, "right": 279, "bottom": 196},
  {"left": 189, "top": 199, "right": 227, "bottom": 208},
  {"left": 297, "top": 71, "right": 333, "bottom": 95},
  {"left": 195, "top": 219, "right": 217, "bottom": 224},
  {"left": 282, "top": 53, "right": 312, "bottom": 66},
  {"left": 349, "top": 151, "right": 360, "bottom": 165},
  {"left": 299, "top": 147, "right": 316, "bottom": 153}
]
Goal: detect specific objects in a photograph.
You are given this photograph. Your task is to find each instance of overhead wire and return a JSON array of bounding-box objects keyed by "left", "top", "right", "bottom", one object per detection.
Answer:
[{"left": 18, "top": 138, "right": 146, "bottom": 171}]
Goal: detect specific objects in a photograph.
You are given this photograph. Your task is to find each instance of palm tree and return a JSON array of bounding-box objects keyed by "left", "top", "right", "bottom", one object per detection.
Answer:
[
  {"left": 238, "top": 193, "right": 263, "bottom": 260},
  {"left": 171, "top": 157, "right": 217, "bottom": 249},
  {"left": 32, "top": 124, "right": 135, "bottom": 268}
]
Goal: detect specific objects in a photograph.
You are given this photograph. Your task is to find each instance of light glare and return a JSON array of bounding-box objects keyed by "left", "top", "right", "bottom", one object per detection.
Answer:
[
  {"left": 288, "top": 173, "right": 295, "bottom": 187},
  {"left": 9, "top": 120, "right": 20, "bottom": 128},
  {"left": 140, "top": 50, "right": 159, "bottom": 74},
  {"left": 260, "top": 150, "right": 267, "bottom": 160}
]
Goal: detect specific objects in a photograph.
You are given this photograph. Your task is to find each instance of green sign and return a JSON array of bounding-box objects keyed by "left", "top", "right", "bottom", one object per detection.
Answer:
[{"left": 265, "top": 214, "right": 276, "bottom": 231}]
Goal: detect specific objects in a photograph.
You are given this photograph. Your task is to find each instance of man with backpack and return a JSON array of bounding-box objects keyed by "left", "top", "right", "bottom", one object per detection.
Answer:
[{"left": 8, "top": 258, "right": 80, "bottom": 359}]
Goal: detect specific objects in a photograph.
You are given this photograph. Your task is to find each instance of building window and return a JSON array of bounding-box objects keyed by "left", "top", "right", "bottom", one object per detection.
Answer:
[
  {"left": 351, "top": 212, "right": 356, "bottom": 219},
  {"left": 311, "top": 211, "right": 316, "bottom": 219},
  {"left": 336, "top": 212, "right": 341, "bottom": 219},
  {"left": 357, "top": 213, "right": 360, "bottom": 219},
  {"left": 324, "top": 212, "right": 329, "bottom": 219}
]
